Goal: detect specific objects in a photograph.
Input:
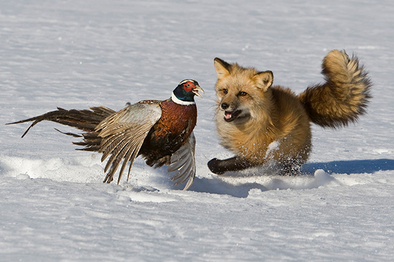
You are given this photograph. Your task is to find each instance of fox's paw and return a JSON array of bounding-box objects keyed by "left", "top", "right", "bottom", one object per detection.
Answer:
[{"left": 208, "top": 158, "right": 226, "bottom": 175}]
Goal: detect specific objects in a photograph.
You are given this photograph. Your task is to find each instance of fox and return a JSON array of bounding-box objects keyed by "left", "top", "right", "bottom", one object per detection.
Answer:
[{"left": 208, "top": 50, "right": 371, "bottom": 175}]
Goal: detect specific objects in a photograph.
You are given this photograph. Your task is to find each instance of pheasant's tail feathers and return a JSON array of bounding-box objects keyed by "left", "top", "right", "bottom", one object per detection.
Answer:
[
  {"left": 7, "top": 106, "right": 115, "bottom": 150},
  {"left": 298, "top": 50, "right": 372, "bottom": 128}
]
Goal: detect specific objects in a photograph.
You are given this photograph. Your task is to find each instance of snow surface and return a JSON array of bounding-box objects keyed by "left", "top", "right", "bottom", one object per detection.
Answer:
[{"left": 1, "top": 0, "right": 394, "bottom": 261}]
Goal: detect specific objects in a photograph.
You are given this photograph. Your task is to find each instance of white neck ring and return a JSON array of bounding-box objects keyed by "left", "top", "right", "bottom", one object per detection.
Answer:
[{"left": 171, "top": 92, "right": 195, "bottom": 105}]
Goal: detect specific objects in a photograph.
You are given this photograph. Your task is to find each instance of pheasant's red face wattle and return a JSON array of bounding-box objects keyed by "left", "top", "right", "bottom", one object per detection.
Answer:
[{"left": 183, "top": 81, "right": 194, "bottom": 91}]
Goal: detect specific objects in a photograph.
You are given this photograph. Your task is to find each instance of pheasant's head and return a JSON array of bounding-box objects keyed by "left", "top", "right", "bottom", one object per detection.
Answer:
[{"left": 172, "top": 79, "right": 204, "bottom": 104}]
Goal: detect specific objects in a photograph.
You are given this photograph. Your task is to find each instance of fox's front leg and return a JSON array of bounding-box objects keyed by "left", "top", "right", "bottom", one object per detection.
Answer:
[{"left": 208, "top": 156, "right": 254, "bottom": 175}]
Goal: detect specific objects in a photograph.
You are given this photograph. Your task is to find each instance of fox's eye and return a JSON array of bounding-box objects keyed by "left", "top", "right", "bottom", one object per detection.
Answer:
[
  {"left": 222, "top": 89, "right": 228, "bottom": 94},
  {"left": 238, "top": 91, "right": 247, "bottom": 96}
]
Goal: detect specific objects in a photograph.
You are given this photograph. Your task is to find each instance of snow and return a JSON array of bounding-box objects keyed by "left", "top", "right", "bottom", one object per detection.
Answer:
[{"left": 1, "top": 0, "right": 394, "bottom": 261}]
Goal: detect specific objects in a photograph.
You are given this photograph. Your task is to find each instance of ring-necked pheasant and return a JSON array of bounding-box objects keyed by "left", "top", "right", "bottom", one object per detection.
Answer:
[{"left": 7, "top": 79, "right": 204, "bottom": 190}]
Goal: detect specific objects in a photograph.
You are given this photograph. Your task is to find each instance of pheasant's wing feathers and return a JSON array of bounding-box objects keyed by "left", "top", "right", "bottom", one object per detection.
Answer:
[
  {"left": 97, "top": 102, "right": 162, "bottom": 184},
  {"left": 168, "top": 132, "right": 196, "bottom": 190}
]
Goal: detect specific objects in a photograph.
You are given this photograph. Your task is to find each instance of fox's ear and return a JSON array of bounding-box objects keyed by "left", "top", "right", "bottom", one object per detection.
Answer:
[
  {"left": 254, "top": 71, "right": 273, "bottom": 91},
  {"left": 214, "top": 58, "right": 231, "bottom": 79}
]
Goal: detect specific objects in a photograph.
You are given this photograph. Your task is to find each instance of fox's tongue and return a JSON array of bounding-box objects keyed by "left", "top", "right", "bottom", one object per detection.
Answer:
[
  {"left": 224, "top": 112, "right": 233, "bottom": 120},
  {"left": 224, "top": 110, "right": 242, "bottom": 122}
]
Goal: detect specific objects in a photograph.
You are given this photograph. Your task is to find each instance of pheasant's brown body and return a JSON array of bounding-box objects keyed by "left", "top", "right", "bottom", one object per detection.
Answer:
[{"left": 141, "top": 99, "right": 197, "bottom": 166}]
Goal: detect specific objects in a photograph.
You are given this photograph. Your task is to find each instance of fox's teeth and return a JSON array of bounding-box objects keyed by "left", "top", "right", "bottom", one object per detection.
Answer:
[{"left": 223, "top": 110, "right": 243, "bottom": 122}]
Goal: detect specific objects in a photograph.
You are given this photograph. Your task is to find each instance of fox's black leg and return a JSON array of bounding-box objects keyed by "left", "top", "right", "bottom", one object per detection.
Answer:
[{"left": 208, "top": 156, "right": 254, "bottom": 175}]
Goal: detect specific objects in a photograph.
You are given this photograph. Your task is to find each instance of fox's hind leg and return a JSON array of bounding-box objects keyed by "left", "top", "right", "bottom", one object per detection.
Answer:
[
  {"left": 277, "top": 161, "right": 302, "bottom": 176},
  {"left": 275, "top": 151, "right": 309, "bottom": 176}
]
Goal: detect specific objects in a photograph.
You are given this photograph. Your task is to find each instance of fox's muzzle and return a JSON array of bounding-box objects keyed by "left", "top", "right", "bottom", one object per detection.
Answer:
[{"left": 221, "top": 103, "right": 229, "bottom": 110}]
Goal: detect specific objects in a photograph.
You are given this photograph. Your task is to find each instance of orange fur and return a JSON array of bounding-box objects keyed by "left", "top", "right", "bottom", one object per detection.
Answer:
[{"left": 208, "top": 50, "right": 371, "bottom": 175}]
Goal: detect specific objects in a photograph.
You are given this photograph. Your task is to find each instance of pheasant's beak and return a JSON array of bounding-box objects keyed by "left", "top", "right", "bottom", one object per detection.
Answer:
[{"left": 192, "top": 85, "right": 204, "bottom": 98}]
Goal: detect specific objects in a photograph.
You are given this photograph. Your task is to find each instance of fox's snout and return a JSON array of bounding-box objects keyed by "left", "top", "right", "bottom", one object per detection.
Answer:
[
  {"left": 221, "top": 102, "right": 230, "bottom": 110},
  {"left": 218, "top": 97, "right": 248, "bottom": 123},
  {"left": 219, "top": 95, "right": 239, "bottom": 112}
]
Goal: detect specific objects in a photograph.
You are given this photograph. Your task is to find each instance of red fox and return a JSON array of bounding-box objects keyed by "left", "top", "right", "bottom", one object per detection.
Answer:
[{"left": 208, "top": 50, "right": 371, "bottom": 175}]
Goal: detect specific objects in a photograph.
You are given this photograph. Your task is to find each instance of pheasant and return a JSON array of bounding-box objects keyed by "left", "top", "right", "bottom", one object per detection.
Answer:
[{"left": 7, "top": 79, "right": 204, "bottom": 190}]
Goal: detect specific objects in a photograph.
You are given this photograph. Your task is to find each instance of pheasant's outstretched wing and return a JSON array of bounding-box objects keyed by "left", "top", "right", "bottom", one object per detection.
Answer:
[
  {"left": 167, "top": 132, "right": 196, "bottom": 190},
  {"left": 97, "top": 101, "right": 162, "bottom": 184}
]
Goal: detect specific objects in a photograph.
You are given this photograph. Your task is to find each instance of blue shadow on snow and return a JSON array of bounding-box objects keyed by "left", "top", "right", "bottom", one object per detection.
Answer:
[{"left": 301, "top": 158, "right": 394, "bottom": 174}]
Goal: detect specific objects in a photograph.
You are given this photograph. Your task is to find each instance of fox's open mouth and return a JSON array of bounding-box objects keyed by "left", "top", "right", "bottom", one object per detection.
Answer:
[{"left": 224, "top": 110, "right": 242, "bottom": 122}]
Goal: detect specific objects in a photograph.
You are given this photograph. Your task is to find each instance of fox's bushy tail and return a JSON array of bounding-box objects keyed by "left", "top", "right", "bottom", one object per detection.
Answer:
[
  {"left": 297, "top": 50, "right": 372, "bottom": 128},
  {"left": 6, "top": 106, "right": 115, "bottom": 151}
]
